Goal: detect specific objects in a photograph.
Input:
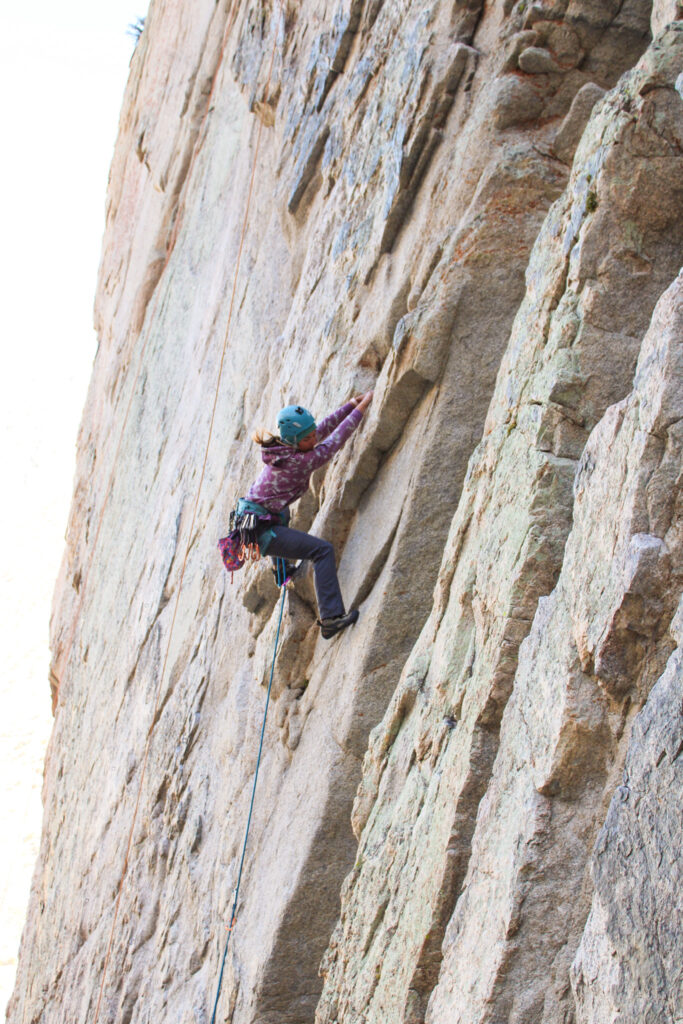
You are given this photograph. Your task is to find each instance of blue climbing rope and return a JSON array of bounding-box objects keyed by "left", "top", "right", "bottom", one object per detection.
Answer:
[{"left": 210, "top": 558, "right": 288, "bottom": 1024}]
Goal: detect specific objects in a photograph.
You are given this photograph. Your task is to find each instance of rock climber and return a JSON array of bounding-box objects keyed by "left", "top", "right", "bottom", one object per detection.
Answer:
[{"left": 240, "top": 391, "right": 373, "bottom": 639}]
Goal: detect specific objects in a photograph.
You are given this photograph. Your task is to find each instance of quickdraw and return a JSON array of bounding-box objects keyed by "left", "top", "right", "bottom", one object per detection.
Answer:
[{"left": 229, "top": 508, "right": 262, "bottom": 563}]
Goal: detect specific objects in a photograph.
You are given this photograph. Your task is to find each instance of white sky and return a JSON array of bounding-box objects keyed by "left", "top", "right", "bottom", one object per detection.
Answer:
[{"left": 0, "top": 0, "right": 149, "bottom": 1012}]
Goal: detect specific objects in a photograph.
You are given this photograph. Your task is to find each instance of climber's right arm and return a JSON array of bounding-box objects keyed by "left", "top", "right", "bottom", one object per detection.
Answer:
[
  {"left": 300, "top": 405, "right": 365, "bottom": 471},
  {"left": 315, "top": 401, "right": 356, "bottom": 441}
]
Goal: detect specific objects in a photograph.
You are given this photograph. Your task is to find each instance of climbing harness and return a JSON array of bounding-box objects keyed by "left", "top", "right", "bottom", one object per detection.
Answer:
[
  {"left": 210, "top": 558, "right": 288, "bottom": 1024},
  {"left": 218, "top": 507, "right": 262, "bottom": 576},
  {"left": 230, "top": 507, "right": 262, "bottom": 553},
  {"left": 90, "top": 5, "right": 284, "bottom": 1021},
  {"left": 218, "top": 499, "right": 288, "bottom": 577}
]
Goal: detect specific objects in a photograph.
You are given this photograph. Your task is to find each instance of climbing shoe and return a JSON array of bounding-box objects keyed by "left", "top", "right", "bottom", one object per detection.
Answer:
[{"left": 319, "top": 609, "right": 359, "bottom": 639}]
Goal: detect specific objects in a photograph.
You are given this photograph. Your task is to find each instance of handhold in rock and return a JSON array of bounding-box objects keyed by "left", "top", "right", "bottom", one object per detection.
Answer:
[
  {"left": 552, "top": 82, "right": 606, "bottom": 164},
  {"left": 491, "top": 75, "right": 544, "bottom": 129},
  {"left": 502, "top": 30, "right": 539, "bottom": 71},
  {"left": 253, "top": 100, "right": 276, "bottom": 127},
  {"left": 518, "top": 46, "right": 563, "bottom": 74}
]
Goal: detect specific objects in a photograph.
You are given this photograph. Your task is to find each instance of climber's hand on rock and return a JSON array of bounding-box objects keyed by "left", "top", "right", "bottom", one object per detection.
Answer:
[{"left": 357, "top": 390, "right": 374, "bottom": 411}]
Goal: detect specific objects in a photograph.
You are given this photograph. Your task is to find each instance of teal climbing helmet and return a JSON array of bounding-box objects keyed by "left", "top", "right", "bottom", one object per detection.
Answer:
[{"left": 277, "top": 405, "right": 316, "bottom": 444}]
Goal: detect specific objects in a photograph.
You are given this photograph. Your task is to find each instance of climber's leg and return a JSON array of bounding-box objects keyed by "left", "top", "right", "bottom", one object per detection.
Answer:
[
  {"left": 270, "top": 558, "right": 302, "bottom": 585},
  {"left": 266, "top": 526, "right": 345, "bottom": 620}
]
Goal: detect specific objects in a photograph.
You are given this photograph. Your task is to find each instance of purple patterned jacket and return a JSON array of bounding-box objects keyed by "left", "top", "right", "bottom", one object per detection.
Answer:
[{"left": 245, "top": 401, "right": 364, "bottom": 512}]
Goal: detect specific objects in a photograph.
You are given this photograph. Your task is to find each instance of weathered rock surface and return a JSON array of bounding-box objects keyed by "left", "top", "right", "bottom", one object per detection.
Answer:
[
  {"left": 317, "top": 26, "right": 683, "bottom": 1024},
  {"left": 8, "top": 2, "right": 682, "bottom": 1024},
  {"left": 426, "top": 269, "right": 683, "bottom": 1024},
  {"left": 572, "top": 600, "right": 683, "bottom": 1024}
]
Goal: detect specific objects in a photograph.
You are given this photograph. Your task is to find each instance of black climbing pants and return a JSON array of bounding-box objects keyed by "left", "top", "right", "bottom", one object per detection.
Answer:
[{"left": 265, "top": 526, "right": 345, "bottom": 620}]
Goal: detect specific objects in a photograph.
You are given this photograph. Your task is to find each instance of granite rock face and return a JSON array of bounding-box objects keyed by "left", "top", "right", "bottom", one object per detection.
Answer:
[{"left": 9, "top": 2, "right": 683, "bottom": 1024}]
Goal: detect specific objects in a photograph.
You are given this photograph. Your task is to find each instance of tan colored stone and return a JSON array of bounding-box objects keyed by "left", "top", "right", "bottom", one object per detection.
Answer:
[
  {"left": 8, "top": 4, "right": 682, "bottom": 1024},
  {"left": 317, "top": 32, "right": 683, "bottom": 1024},
  {"left": 426, "top": 270, "right": 683, "bottom": 1024},
  {"left": 652, "top": 0, "right": 683, "bottom": 36},
  {"left": 572, "top": 594, "right": 683, "bottom": 1024},
  {"left": 552, "top": 81, "right": 605, "bottom": 163},
  {"left": 518, "top": 45, "right": 564, "bottom": 73}
]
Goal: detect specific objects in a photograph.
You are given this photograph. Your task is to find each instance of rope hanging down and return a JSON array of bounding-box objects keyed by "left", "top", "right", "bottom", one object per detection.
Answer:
[
  {"left": 210, "top": 559, "right": 288, "bottom": 1024},
  {"left": 92, "top": 6, "right": 283, "bottom": 1021}
]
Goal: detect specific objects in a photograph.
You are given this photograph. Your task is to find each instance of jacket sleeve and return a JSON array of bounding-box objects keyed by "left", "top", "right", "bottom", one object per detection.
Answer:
[
  {"left": 297, "top": 405, "right": 365, "bottom": 472},
  {"left": 315, "top": 401, "right": 356, "bottom": 441}
]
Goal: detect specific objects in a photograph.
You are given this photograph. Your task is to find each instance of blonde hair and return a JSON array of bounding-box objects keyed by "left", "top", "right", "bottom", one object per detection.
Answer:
[{"left": 252, "top": 428, "right": 281, "bottom": 447}]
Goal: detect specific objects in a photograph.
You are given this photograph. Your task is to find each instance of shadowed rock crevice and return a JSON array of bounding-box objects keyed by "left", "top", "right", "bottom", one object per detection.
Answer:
[
  {"left": 427, "top": 270, "right": 683, "bottom": 1024},
  {"left": 378, "top": 42, "right": 479, "bottom": 256},
  {"left": 316, "top": 26, "right": 683, "bottom": 1024}
]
